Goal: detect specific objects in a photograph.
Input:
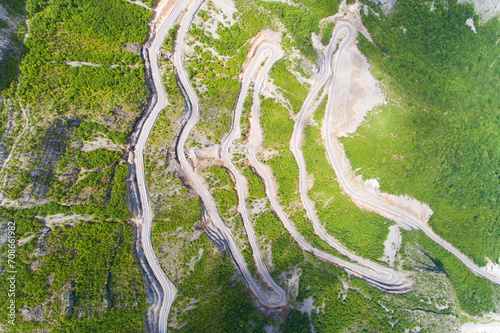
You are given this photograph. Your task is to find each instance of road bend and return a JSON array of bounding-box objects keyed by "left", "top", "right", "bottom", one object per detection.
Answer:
[
  {"left": 323, "top": 24, "right": 500, "bottom": 286},
  {"left": 220, "top": 44, "right": 287, "bottom": 306},
  {"left": 247, "top": 29, "right": 411, "bottom": 294},
  {"left": 290, "top": 24, "right": 408, "bottom": 287},
  {"left": 134, "top": 0, "right": 188, "bottom": 332},
  {"left": 173, "top": 0, "right": 287, "bottom": 307}
]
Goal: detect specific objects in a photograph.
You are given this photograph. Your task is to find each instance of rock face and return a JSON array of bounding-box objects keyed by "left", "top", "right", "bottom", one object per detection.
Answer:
[
  {"left": 458, "top": 0, "right": 500, "bottom": 23},
  {"left": 0, "top": 3, "right": 20, "bottom": 61},
  {"left": 365, "top": 0, "right": 398, "bottom": 14}
]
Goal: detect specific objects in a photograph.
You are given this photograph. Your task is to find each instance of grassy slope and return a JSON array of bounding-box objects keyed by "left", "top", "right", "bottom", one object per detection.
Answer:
[
  {"left": 254, "top": 20, "right": 464, "bottom": 328},
  {"left": 269, "top": 60, "right": 309, "bottom": 115}
]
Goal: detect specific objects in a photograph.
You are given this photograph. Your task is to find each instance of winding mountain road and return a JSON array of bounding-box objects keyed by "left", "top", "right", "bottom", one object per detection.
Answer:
[
  {"left": 133, "top": 0, "right": 187, "bottom": 332},
  {"left": 246, "top": 36, "right": 411, "bottom": 294},
  {"left": 322, "top": 24, "right": 500, "bottom": 287},
  {"left": 220, "top": 45, "right": 287, "bottom": 306},
  {"left": 173, "top": 0, "right": 286, "bottom": 308},
  {"left": 290, "top": 24, "right": 408, "bottom": 289},
  {"left": 136, "top": 3, "right": 499, "bottom": 330}
]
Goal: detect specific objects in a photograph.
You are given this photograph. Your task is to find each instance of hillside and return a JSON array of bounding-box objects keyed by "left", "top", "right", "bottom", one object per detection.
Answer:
[{"left": 0, "top": 0, "right": 499, "bottom": 332}]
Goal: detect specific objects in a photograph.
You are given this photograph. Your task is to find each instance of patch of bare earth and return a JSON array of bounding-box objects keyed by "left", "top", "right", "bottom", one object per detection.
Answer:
[{"left": 152, "top": 0, "right": 179, "bottom": 33}]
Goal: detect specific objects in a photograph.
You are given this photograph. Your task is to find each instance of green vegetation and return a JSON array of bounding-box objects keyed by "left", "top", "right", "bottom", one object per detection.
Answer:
[
  {"left": 75, "top": 149, "right": 122, "bottom": 170},
  {"left": 163, "top": 24, "right": 178, "bottom": 52},
  {"left": 173, "top": 256, "right": 267, "bottom": 333},
  {"left": 242, "top": 166, "right": 265, "bottom": 200},
  {"left": 241, "top": 166, "right": 304, "bottom": 275},
  {"left": 49, "top": 146, "right": 130, "bottom": 220},
  {"left": 18, "top": 0, "right": 150, "bottom": 121},
  {"left": 251, "top": 77, "right": 458, "bottom": 330},
  {"left": 269, "top": 60, "right": 309, "bottom": 114},
  {"left": 144, "top": 60, "right": 185, "bottom": 156},
  {"left": 2, "top": 0, "right": 25, "bottom": 14},
  {"left": 401, "top": 229, "right": 498, "bottom": 316},
  {"left": 260, "top": 98, "right": 344, "bottom": 257},
  {"left": 347, "top": 0, "right": 500, "bottom": 265},
  {"left": 203, "top": 166, "right": 238, "bottom": 217},
  {"left": 2, "top": 0, "right": 152, "bottom": 215},
  {"left": 260, "top": 98, "right": 294, "bottom": 149},
  {"left": 104, "top": 164, "right": 130, "bottom": 220},
  {"left": 150, "top": 175, "right": 268, "bottom": 332},
  {"left": 313, "top": 94, "right": 327, "bottom": 123},
  {"left": 0, "top": 18, "right": 8, "bottom": 29},
  {"left": 239, "top": 88, "right": 253, "bottom": 141},
  {"left": 196, "top": 1, "right": 271, "bottom": 58},
  {"left": 202, "top": 166, "right": 256, "bottom": 275},
  {"left": 303, "top": 122, "right": 390, "bottom": 260},
  {"left": 0, "top": 0, "right": 153, "bottom": 331},
  {"left": 320, "top": 21, "right": 335, "bottom": 45},
  {"left": 0, "top": 221, "right": 147, "bottom": 331},
  {"left": 8, "top": 169, "right": 33, "bottom": 199},
  {"left": 74, "top": 121, "right": 128, "bottom": 145},
  {"left": 341, "top": 0, "right": 500, "bottom": 314},
  {"left": 260, "top": 0, "right": 340, "bottom": 60},
  {"left": 3, "top": 0, "right": 494, "bottom": 330},
  {"left": 295, "top": 263, "right": 392, "bottom": 331},
  {"left": 0, "top": 17, "right": 24, "bottom": 92}
]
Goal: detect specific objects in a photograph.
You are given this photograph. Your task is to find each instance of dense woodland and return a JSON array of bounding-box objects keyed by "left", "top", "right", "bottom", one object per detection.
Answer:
[
  {"left": 17, "top": 0, "right": 150, "bottom": 117},
  {"left": 0, "top": 0, "right": 151, "bottom": 330}
]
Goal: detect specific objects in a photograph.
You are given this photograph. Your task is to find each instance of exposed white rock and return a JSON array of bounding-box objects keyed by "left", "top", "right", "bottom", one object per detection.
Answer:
[
  {"left": 365, "top": 0, "right": 397, "bottom": 14},
  {"left": 324, "top": 2, "right": 435, "bottom": 230},
  {"left": 262, "top": 0, "right": 298, "bottom": 6},
  {"left": 66, "top": 61, "right": 100, "bottom": 67},
  {"left": 250, "top": 198, "right": 267, "bottom": 215},
  {"left": 39, "top": 214, "right": 93, "bottom": 227},
  {"left": 299, "top": 296, "right": 315, "bottom": 318},
  {"left": 125, "top": 0, "right": 151, "bottom": 10},
  {"left": 380, "top": 224, "right": 401, "bottom": 267},
  {"left": 212, "top": 0, "right": 237, "bottom": 24},
  {"left": 81, "top": 136, "right": 123, "bottom": 152},
  {"left": 462, "top": 322, "right": 500, "bottom": 333},
  {"left": 330, "top": 2, "right": 385, "bottom": 137},
  {"left": 465, "top": 17, "right": 477, "bottom": 33},
  {"left": 264, "top": 325, "right": 275, "bottom": 333},
  {"left": 0, "top": 4, "right": 19, "bottom": 61},
  {"left": 193, "top": 0, "right": 237, "bottom": 39},
  {"left": 482, "top": 258, "right": 500, "bottom": 279},
  {"left": 458, "top": 0, "right": 500, "bottom": 23},
  {"left": 279, "top": 265, "right": 301, "bottom": 299}
]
